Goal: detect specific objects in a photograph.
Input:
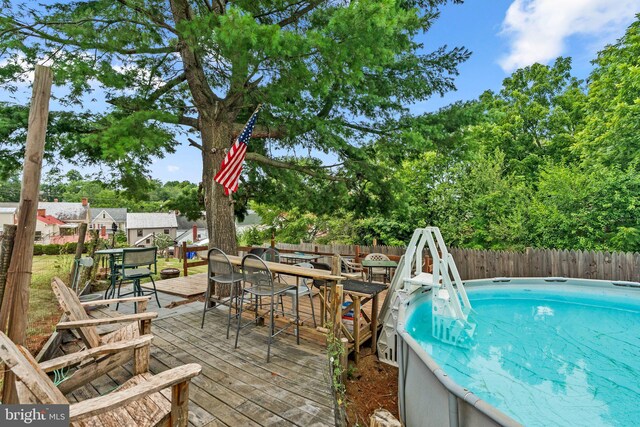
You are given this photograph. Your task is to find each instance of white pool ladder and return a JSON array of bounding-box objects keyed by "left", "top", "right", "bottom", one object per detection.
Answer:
[{"left": 377, "top": 227, "right": 475, "bottom": 365}]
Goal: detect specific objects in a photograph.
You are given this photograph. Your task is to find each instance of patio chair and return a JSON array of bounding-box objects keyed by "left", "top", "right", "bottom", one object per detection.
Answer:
[
  {"left": 0, "top": 331, "right": 201, "bottom": 427},
  {"left": 235, "top": 254, "right": 300, "bottom": 362},
  {"left": 202, "top": 247, "right": 243, "bottom": 339},
  {"left": 115, "top": 246, "right": 161, "bottom": 309},
  {"left": 248, "top": 247, "right": 266, "bottom": 257},
  {"left": 50, "top": 277, "right": 158, "bottom": 393},
  {"left": 280, "top": 262, "right": 317, "bottom": 327},
  {"left": 340, "top": 255, "right": 365, "bottom": 280},
  {"left": 364, "top": 252, "right": 391, "bottom": 283},
  {"left": 261, "top": 247, "right": 281, "bottom": 263}
]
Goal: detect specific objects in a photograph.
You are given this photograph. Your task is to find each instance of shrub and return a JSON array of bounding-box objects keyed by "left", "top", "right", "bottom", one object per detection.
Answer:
[
  {"left": 33, "top": 244, "right": 44, "bottom": 256},
  {"left": 43, "top": 244, "right": 60, "bottom": 255}
]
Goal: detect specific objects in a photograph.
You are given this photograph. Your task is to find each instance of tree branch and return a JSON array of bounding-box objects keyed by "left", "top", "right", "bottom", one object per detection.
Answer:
[
  {"left": 10, "top": 23, "right": 177, "bottom": 55},
  {"left": 179, "top": 114, "right": 200, "bottom": 130},
  {"left": 169, "top": 0, "right": 221, "bottom": 109},
  {"left": 116, "top": 0, "right": 179, "bottom": 35},
  {"left": 245, "top": 152, "right": 348, "bottom": 181},
  {"left": 341, "top": 121, "right": 391, "bottom": 136},
  {"left": 277, "top": 1, "right": 324, "bottom": 27},
  {"left": 232, "top": 123, "right": 286, "bottom": 139},
  {"left": 188, "top": 138, "right": 203, "bottom": 150},
  {"left": 147, "top": 72, "right": 187, "bottom": 104}
]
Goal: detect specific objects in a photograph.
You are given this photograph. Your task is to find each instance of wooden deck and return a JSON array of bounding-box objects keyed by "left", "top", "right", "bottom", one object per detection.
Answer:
[
  {"left": 142, "top": 272, "right": 208, "bottom": 297},
  {"left": 62, "top": 288, "right": 336, "bottom": 427}
]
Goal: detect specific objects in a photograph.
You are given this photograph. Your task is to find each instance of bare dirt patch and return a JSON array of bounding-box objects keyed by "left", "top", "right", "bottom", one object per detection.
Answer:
[{"left": 344, "top": 347, "right": 399, "bottom": 426}]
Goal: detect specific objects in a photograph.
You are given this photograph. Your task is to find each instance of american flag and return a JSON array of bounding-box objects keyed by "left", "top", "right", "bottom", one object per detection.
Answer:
[{"left": 214, "top": 106, "right": 261, "bottom": 195}]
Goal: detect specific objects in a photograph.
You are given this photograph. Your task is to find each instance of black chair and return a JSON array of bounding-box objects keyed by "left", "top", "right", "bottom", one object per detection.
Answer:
[
  {"left": 202, "top": 248, "right": 243, "bottom": 338},
  {"left": 235, "top": 254, "right": 300, "bottom": 362},
  {"left": 248, "top": 247, "right": 266, "bottom": 257},
  {"left": 261, "top": 247, "right": 280, "bottom": 263},
  {"left": 115, "top": 247, "right": 160, "bottom": 309}
]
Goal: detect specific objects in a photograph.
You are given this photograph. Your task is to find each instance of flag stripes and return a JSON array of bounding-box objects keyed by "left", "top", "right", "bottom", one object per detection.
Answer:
[{"left": 213, "top": 106, "right": 260, "bottom": 194}]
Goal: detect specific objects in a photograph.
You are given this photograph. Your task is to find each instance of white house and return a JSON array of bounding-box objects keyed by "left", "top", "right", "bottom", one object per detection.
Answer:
[
  {"left": 126, "top": 212, "right": 178, "bottom": 246},
  {"left": 90, "top": 208, "right": 127, "bottom": 237}
]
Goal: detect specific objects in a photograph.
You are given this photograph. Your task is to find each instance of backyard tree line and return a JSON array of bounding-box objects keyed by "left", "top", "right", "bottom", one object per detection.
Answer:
[
  {"left": 251, "top": 19, "right": 640, "bottom": 252},
  {"left": 0, "top": 3, "right": 638, "bottom": 252}
]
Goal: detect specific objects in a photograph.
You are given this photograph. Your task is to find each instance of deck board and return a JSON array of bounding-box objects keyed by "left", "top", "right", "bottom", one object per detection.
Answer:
[
  {"left": 141, "top": 273, "right": 208, "bottom": 297},
  {"left": 61, "top": 289, "right": 335, "bottom": 427}
]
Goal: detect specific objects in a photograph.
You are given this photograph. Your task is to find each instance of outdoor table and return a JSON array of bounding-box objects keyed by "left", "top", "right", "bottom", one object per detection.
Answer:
[
  {"left": 95, "top": 248, "right": 124, "bottom": 299},
  {"left": 279, "top": 252, "right": 322, "bottom": 264},
  {"left": 225, "top": 255, "right": 344, "bottom": 329},
  {"left": 340, "top": 279, "right": 387, "bottom": 363},
  {"left": 361, "top": 259, "right": 398, "bottom": 284}
]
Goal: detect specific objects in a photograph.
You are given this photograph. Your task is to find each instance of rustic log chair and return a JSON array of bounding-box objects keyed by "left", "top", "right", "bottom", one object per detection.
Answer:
[
  {"left": 50, "top": 277, "right": 158, "bottom": 393},
  {"left": 0, "top": 331, "right": 201, "bottom": 427}
]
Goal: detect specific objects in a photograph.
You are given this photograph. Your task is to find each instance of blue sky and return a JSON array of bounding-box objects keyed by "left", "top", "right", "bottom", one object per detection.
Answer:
[{"left": 4, "top": 0, "right": 640, "bottom": 184}]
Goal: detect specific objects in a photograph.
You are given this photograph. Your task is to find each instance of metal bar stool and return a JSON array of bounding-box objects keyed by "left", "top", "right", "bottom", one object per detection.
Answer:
[
  {"left": 201, "top": 248, "right": 243, "bottom": 339},
  {"left": 235, "top": 254, "right": 299, "bottom": 362}
]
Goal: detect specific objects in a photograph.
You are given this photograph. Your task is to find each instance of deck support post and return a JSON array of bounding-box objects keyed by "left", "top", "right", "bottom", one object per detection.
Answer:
[{"left": 0, "top": 65, "right": 52, "bottom": 403}]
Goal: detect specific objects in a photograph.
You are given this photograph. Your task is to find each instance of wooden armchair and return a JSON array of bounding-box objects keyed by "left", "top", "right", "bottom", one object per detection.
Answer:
[
  {"left": 50, "top": 277, "right": 158, "bottom": 393},
  {"left": 0, "top": 331, "right": 201, "bottom": 427}
]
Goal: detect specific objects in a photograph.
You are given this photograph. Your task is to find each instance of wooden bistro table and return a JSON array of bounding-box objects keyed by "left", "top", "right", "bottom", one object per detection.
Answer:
[
  {"left": 224, "top": 255, "right": 344, "bottom": 332},
  {"left": 361, "top": 259, "right": 398, "bottom": 284},
  {"left": 340, "top": 280, "right": 387, "bottom": 363}
]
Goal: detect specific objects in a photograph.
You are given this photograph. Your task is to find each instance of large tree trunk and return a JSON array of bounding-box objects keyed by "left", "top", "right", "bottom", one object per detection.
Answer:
[{"left": 201, "top": 116, "right": 238, "bottom": 254}]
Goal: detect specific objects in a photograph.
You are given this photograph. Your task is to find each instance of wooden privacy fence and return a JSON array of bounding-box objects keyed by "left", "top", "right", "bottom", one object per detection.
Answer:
[
  {"left": 177, "top": 241, "right": 640, "bottom": 282},
  {"left": 450, "top": 247, "right": 640, "bottom": 282}
]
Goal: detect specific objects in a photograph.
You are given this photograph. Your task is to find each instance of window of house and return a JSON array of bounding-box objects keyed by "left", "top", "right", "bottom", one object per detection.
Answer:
[
  {"left": 146, "top": 239, "right": 150, "bottom": 244},
  {"left": 102, "top": 213, "right": 106, "bottom": 219},
  {"left": 137, "top": 230, "right": 143, "bottom": 237},
  {"left": 35, "top": 231, "right": 42, "bottom": 241},
  {"left": 163, "top": 229, "right": 169, "bottom": 234}
]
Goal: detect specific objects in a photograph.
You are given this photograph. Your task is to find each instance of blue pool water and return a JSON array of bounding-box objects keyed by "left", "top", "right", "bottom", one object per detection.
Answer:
[{"left": 406, "top": 286, "right": 640, "bottom": 427}]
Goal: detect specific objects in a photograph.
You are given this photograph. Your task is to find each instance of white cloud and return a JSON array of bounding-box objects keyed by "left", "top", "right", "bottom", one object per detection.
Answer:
[
  {"left": 499, "top": 0, "right": 640, "bottom": 71},
  {"left": 167, "top": 165, "right": 180, "bottom": 173}
]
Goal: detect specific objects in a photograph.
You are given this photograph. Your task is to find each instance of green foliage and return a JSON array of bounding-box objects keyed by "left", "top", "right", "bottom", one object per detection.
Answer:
[
  {"left": 470, "top": 58, "right": 586, "bottom": 179},
  {"left": 576, "top": 19, "right": 640, "bottom": 169},
  {"left": 237, "top": 226, "right": 269, "bottom": 246},
  {"left": 114, "top": 230, "right": 128, "bottom": 245},
  {"left": 260, "top": 18, "right": 640, "bottom": 253}
]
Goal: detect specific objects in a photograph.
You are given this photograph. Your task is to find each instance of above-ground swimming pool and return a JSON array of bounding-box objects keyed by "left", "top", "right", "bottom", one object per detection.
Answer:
[{"left": 396, "top": 278, "right": 640, "bottom": 427}]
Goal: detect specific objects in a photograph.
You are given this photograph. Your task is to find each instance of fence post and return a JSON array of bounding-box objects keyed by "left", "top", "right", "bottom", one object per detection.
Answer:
[
  {"left": 69, "top": 222, "right": 88, "bottom": 289},
  {"left": 0, "top": 225, "right": 17, "bottom": 314},
  {"left": 182, "top": 241, "right": 189, "bottom": 277}
]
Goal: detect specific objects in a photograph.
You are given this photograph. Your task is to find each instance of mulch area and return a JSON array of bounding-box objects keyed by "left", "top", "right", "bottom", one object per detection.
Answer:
[
  {"left": 26, "top": 311, "right": 62, "bottom": 355},
  {"left": 344, "top": 347, "right": 399, "bottom": 426}
]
